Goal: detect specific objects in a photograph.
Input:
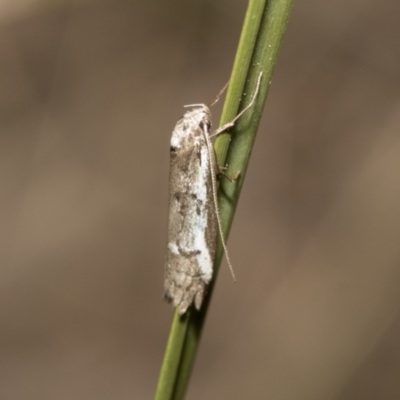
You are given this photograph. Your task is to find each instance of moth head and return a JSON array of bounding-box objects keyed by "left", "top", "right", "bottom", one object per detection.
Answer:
[{"left": 183, "top": 104, "right": 212, "bottom": 130}]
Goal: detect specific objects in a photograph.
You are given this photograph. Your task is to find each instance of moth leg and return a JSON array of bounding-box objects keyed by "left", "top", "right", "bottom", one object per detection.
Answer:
[
  {"left": 210, "top": 121, "right": 235, "bottom": 138},
  {"left": 210, "top": 72, "right": 263, "bottom": 138},
  {"left": 209, "top": 142, "right": 240, "bottom": 182},
  {"left": 217, "top": 165, "right": 241, "bottom": 182}
]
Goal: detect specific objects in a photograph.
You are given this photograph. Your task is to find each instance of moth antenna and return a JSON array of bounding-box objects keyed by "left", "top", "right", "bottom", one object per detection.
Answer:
[
  {"left": 203, "top": 122, "right": 236, "bottom": 282},
  {"left": 184, "top": 103, "right": 205, "bottom": 108},
  {"left": 209, "top": 81, "right": 229, "bottom": 107},
  {"left": 200, "top": 72, "right": 263, "bottom": 281}
]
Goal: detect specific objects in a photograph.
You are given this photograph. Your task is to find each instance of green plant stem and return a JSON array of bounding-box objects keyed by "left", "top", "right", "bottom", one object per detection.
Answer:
[
  {"left": 216, "top": 0, "right": 294, "bottom": 239},
  {"left": 154, "top": 311, "right": 190, "bottom": 400},
  {"left": 154, "top": 1, "right": 293, "bottom": 399}
]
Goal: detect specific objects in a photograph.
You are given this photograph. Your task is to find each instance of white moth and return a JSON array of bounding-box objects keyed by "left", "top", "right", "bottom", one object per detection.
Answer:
[{"left": 165, "top": 74, "right": 262, "bottom": 315}]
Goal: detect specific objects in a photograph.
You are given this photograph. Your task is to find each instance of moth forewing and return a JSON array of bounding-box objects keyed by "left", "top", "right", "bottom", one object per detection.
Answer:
[{"left": 165, "top": 105, "right": 218, "bottom": 315}]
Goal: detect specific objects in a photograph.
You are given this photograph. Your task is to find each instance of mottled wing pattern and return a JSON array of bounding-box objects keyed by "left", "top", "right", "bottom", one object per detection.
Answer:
[{"left": 165, "top": 112, "right": 217, "bottom": 315}]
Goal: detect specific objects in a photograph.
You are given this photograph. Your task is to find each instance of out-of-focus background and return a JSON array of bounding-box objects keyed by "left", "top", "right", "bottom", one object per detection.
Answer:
[{"left": 1, "top": 0, "right": 400, "bottom": 399}]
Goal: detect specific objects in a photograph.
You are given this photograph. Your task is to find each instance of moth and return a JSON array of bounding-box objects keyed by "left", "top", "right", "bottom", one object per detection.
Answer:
[{"left": 165, "top": 74, "right": 262, "bottom": 315}]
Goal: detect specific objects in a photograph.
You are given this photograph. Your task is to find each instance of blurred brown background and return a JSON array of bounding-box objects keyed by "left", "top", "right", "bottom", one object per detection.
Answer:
[{"left": 1, "top": 0, "right": 400, "bottom": 399}]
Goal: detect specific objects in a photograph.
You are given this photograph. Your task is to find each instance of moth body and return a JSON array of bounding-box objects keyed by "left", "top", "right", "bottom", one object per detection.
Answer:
[{"left": 164, "top": 72, "right": 263, "bottom": 315}]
